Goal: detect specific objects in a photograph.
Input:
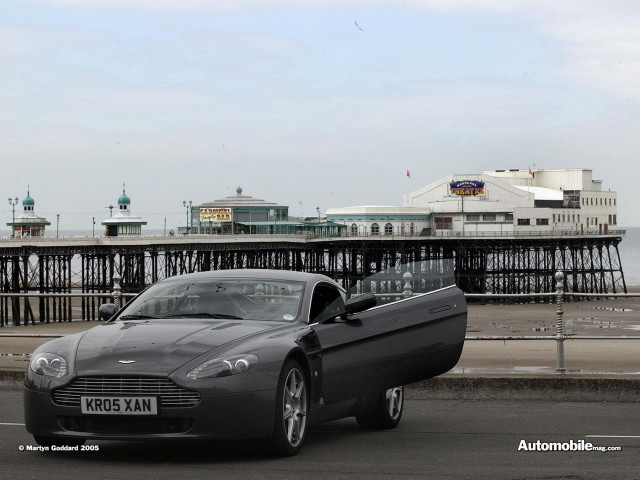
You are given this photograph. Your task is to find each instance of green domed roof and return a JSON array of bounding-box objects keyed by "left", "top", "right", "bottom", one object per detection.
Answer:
[
  {"left": 236, "top": 186, "right": 243, "bottom": 195},
  {"left": 118, "top": 188, "right": 131, "bottom": 205},
  {"left": 23, "top": 191, "right": 34, "bottom": 206}
]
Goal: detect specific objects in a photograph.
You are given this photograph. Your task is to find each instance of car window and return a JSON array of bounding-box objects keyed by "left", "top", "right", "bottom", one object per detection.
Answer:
[
  {"left": 309, "top": 283, "right": 346, "bottom": 324},
  {"left": 118, "top": 279, "right": 305, "bottom": 322}
]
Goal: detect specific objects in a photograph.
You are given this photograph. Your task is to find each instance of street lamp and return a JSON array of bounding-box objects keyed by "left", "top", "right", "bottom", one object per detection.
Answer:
[
  {"left": 92, "top": 217, "right": 96, "bottom": 237},
  {"left": 56, "top": 214, "right": 60, "bottom": 238},
  {"left": 8, "top": 197, "right": 18, "bottom": 237},
  {"left": 183, "top": 200, "right": 192, "bottom": 235}
]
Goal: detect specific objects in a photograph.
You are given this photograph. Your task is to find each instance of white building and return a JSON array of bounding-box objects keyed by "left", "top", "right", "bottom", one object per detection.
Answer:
[
  {"left": 102, "top": 187, "right": 147, "bottom": 237},
  {"left": 403, "top": 169, "right": 617, "bottom": 235},
  {"left": 325, "top": 206, "right": 431, "bottom": 236},
  {"left": 7, "top": 190, "right": 51, "bottom": 237}
]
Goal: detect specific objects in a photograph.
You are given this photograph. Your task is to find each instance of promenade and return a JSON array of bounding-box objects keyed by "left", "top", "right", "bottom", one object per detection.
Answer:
[{"left": 2, "top": 297, "right": 639, "bottom": 399}]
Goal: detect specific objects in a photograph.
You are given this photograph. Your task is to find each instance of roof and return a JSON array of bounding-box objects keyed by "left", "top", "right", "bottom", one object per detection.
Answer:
[
  {"left": 118, "top": 188, "right": 131, "bottom": 205},
  {"left": 22, "top": 192, "right": 35, "bottom": 206},
  {"left": 198, "top": 187, "right": 285, "bottom": 209},
  {"left": 513, "top": 186, "right": 563, "bottom": 201}
]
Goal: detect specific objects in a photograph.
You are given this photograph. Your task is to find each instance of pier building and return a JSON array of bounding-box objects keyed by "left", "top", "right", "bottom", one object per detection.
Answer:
[
  {"left": 101, "top": 187, "right": 147, "bottom": 237},
  {"left": 404, "top": 168, "right": 617, "bottom": 235},
  {"left": 325, "top": 206, "right": 432, "bottom": 236},
  {"left": 6, "top": 190, "right": 50, "bottom": 237},
  {"left": 182, "top": 187, "right": 344, "bottom": 237},
  {"left": 183, "top": 186, "right": 288, "bottom": 235}
]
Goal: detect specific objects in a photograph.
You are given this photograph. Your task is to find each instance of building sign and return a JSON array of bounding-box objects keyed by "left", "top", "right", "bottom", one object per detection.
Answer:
[
  {"left": 200, "top": 208, "right": 232, "bottom": 222},
  {"left": 450, "top": 181, "right": 485, "bottom": 196}
]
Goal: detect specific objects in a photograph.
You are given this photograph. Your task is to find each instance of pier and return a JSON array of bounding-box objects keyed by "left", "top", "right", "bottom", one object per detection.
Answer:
[{"left": 0, "top": 230, "right": 626, "bottom": 325}]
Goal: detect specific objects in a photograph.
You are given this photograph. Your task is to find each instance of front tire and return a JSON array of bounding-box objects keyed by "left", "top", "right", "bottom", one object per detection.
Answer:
[
  {"left": 264, "top": 359, "right": 308, "bottom": 456},
  {"left": 356, "top": 386, "right": 404, "bottom": 429}
]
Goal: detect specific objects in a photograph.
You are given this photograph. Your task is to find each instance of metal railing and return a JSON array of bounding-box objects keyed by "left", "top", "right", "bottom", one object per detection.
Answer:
[
  {"left": 2, "top": 273, "right": 639, "bottom": 375},
  {"left": 374, "top": 271, "right": 640, "bottom": 374},
  {"left": 0, "top": 228, "right": 627, "bottom": 243}
]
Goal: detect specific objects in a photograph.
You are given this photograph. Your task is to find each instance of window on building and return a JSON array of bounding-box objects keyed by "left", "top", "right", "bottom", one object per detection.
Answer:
[
  {"left": 536, "top": 218, "right": 549, "bottom": 226},
  {"left": 553, "top": 214, "right": 556, "bottom": 223},
  {"left": 613, "top": 215, "right": 617, "bottom": 224},
  {"left": 384, "top": 223, "right": 393, "bottom": 235},
  {"left": 350, "top": 223, "right": 357, "bottom": 236},
  {"left": 401, "top": 223, "right": 405, "bottom": 235},
  {"left": 483, "top": 213, "right": 496, "bottom": 221},
  {"left": 435, "top": 217, "right": 453, "bottom": 230},
  {"left": 371, "top": 223, "right": 380, "bottom": 235},
  {"left": 410, "top": 222, "right": 415, "bottom": 235},
  {"left": 467, "top": 214, "right": 480, "bottom": 222},
  {"left": 517, "top": 218, "right": 530, "bottom": 226},
  {"left": 504, "top": 213, "right": 514, "bottom": 221}
]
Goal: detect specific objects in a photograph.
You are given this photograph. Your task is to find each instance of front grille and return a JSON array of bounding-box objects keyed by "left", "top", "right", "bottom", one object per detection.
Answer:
[
  {"left": 52, "top": 377, "right": 201, "bottom": 408},
  {"left": 58, "top": 415, "right": 193, "bottom": 435},
  {"left": 59, "top": 416, "right": 193, "bottom": 434}
]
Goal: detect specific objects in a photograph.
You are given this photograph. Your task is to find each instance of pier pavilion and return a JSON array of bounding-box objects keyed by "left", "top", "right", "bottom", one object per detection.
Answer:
[
  {"left": 101, "top": 187, "right": 147, "bottom": 237},
  {"left": 6, "top": 190, "right": 50, "bottom": 238}
]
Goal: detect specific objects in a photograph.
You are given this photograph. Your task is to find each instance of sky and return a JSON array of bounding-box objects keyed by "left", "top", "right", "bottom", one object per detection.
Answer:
[{"left": 2, "top": 0, "right": 640, "bottom": 231}]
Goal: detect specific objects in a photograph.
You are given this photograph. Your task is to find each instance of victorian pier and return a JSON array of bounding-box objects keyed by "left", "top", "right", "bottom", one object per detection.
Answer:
[{"left": 0, "top": 231, "right": 626, "bottom": 326}]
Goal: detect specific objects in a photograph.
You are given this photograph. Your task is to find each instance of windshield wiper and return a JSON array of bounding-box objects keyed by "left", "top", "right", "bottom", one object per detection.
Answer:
[
  {"left": 165, "top": 312, "right": 243, "bottom": 320},
  {"left": 118, "top": 314, "right": 158, "bottom": 320}
]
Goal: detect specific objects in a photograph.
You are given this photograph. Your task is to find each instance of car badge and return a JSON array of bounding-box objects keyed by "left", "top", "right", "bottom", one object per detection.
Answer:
[{"left": 118, "top": 360, "right": 136, "bottom": 364}]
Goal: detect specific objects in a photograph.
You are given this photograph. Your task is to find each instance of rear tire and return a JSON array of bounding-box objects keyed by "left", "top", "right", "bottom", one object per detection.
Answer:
[
  {"left": 356, "top": 386, "right": 404, "bottom": 429},
  {"left": 263, "top": 359, "right": 308, "bottom": 456}
]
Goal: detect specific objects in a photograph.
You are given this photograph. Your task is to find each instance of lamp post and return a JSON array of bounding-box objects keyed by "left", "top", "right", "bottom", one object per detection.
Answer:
[
  {"left": 92, "top": 217, "right": 95, "bottom": 237},
  {"left": 56, "top": 214, "right": 60, "bottom": 238},
  {"left": 183, "top": 200, "right": 192, "bottom": 235},
  {"left": 8, "top": 197, "right": 18, "bottom": 237}
]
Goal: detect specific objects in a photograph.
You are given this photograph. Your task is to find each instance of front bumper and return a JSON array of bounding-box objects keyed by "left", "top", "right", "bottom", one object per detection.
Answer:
[{"left": 24, "top": 387, "right": 276, "bottom": 441}]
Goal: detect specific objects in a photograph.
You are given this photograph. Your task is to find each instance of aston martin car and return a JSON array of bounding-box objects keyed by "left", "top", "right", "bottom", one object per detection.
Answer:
[{"left": 24, "top": 263, "right": 466, "bottom": 456}]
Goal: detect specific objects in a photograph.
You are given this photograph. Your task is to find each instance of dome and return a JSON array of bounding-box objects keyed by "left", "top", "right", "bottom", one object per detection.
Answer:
[
  {"left": 236, "top": 186, "right": 243, "bottom": 195},
  {"left": 23, "top": 191, "right": 34, "bottom": 206},
  {"left": 118, "top": 188, "right": 131, "bottom": 205}
]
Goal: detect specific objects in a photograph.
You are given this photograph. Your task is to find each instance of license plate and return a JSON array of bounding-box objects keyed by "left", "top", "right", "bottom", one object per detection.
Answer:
[{"left": 81, "top": 396, "right": 158, "bottom": 415}]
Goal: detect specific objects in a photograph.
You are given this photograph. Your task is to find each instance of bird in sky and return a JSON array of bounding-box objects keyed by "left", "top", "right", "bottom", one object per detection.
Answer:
[{"left": 355, "top": 20, "right": 363, "bottom": 31}]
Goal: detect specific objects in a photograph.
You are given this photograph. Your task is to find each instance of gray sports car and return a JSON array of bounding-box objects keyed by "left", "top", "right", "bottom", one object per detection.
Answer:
[{"left": 24, "top": 263, "right": 466, "bottom": 456}]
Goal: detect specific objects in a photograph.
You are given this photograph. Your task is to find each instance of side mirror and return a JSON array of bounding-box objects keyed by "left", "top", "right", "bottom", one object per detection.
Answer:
[
  {"left": 99, "top": 303, "right": 118, "bottom": 320},
  {"left": 344, "top": 293, "right": 377, "bottom": 315}
]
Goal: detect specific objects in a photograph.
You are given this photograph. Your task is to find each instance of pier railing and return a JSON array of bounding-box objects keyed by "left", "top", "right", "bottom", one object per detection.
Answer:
[
  {"left": 0, "top": 228, "right": 627, "bottom": 244},
  {"left": 1, "top": 272, "right": 639, "bottom": 375}
]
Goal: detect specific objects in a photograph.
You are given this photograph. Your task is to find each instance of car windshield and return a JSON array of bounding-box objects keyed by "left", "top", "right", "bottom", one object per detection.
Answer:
[{"left": 117, "top": 279, "right": 304, "bottom": 322}]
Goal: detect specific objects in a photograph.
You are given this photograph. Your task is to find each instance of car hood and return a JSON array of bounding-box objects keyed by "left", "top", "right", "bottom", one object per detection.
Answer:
[{"left": 74, "top": 319, "right": 277, "bottom": 376}]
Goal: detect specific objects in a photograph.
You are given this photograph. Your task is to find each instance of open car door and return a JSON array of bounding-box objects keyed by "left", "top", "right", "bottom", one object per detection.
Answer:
[{"left": 311, "top": 260, "right": 466, "bottom": 406}]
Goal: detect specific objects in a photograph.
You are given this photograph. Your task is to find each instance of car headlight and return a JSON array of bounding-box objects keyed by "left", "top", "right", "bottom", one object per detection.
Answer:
[
  {"left": 187, "top": 354, "right": 258, "bottom": 380},
  {"left": 30, "top": 353, "right": 68, "bottom": 378}
]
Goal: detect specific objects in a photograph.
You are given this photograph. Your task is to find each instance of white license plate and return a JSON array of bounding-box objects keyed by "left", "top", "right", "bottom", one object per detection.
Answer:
[{"left": 81, "top": 396, "right": 158, "bottom": 415}]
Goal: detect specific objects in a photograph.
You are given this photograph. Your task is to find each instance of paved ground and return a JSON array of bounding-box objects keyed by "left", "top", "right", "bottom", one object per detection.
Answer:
[{"left": 3, "top": 390, "right": 639, "bottom": 479}]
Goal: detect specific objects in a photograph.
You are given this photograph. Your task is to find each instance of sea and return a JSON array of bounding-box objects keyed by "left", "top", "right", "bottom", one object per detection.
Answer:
[{"left": 2, "top": 227, "right": 639, "bottom": 287}]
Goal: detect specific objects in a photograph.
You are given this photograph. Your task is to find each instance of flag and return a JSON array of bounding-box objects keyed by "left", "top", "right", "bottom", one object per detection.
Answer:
[
  {"left": 528, "top": 168, "right": 533, "bottom": 178},
  {"left": 406, "top": 170, "right": 411, "bottom": 179}
]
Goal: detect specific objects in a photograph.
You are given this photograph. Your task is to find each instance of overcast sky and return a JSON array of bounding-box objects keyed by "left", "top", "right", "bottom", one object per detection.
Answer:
[{"left": 2, "top": 0, "right": 639, "bottom": 231}]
